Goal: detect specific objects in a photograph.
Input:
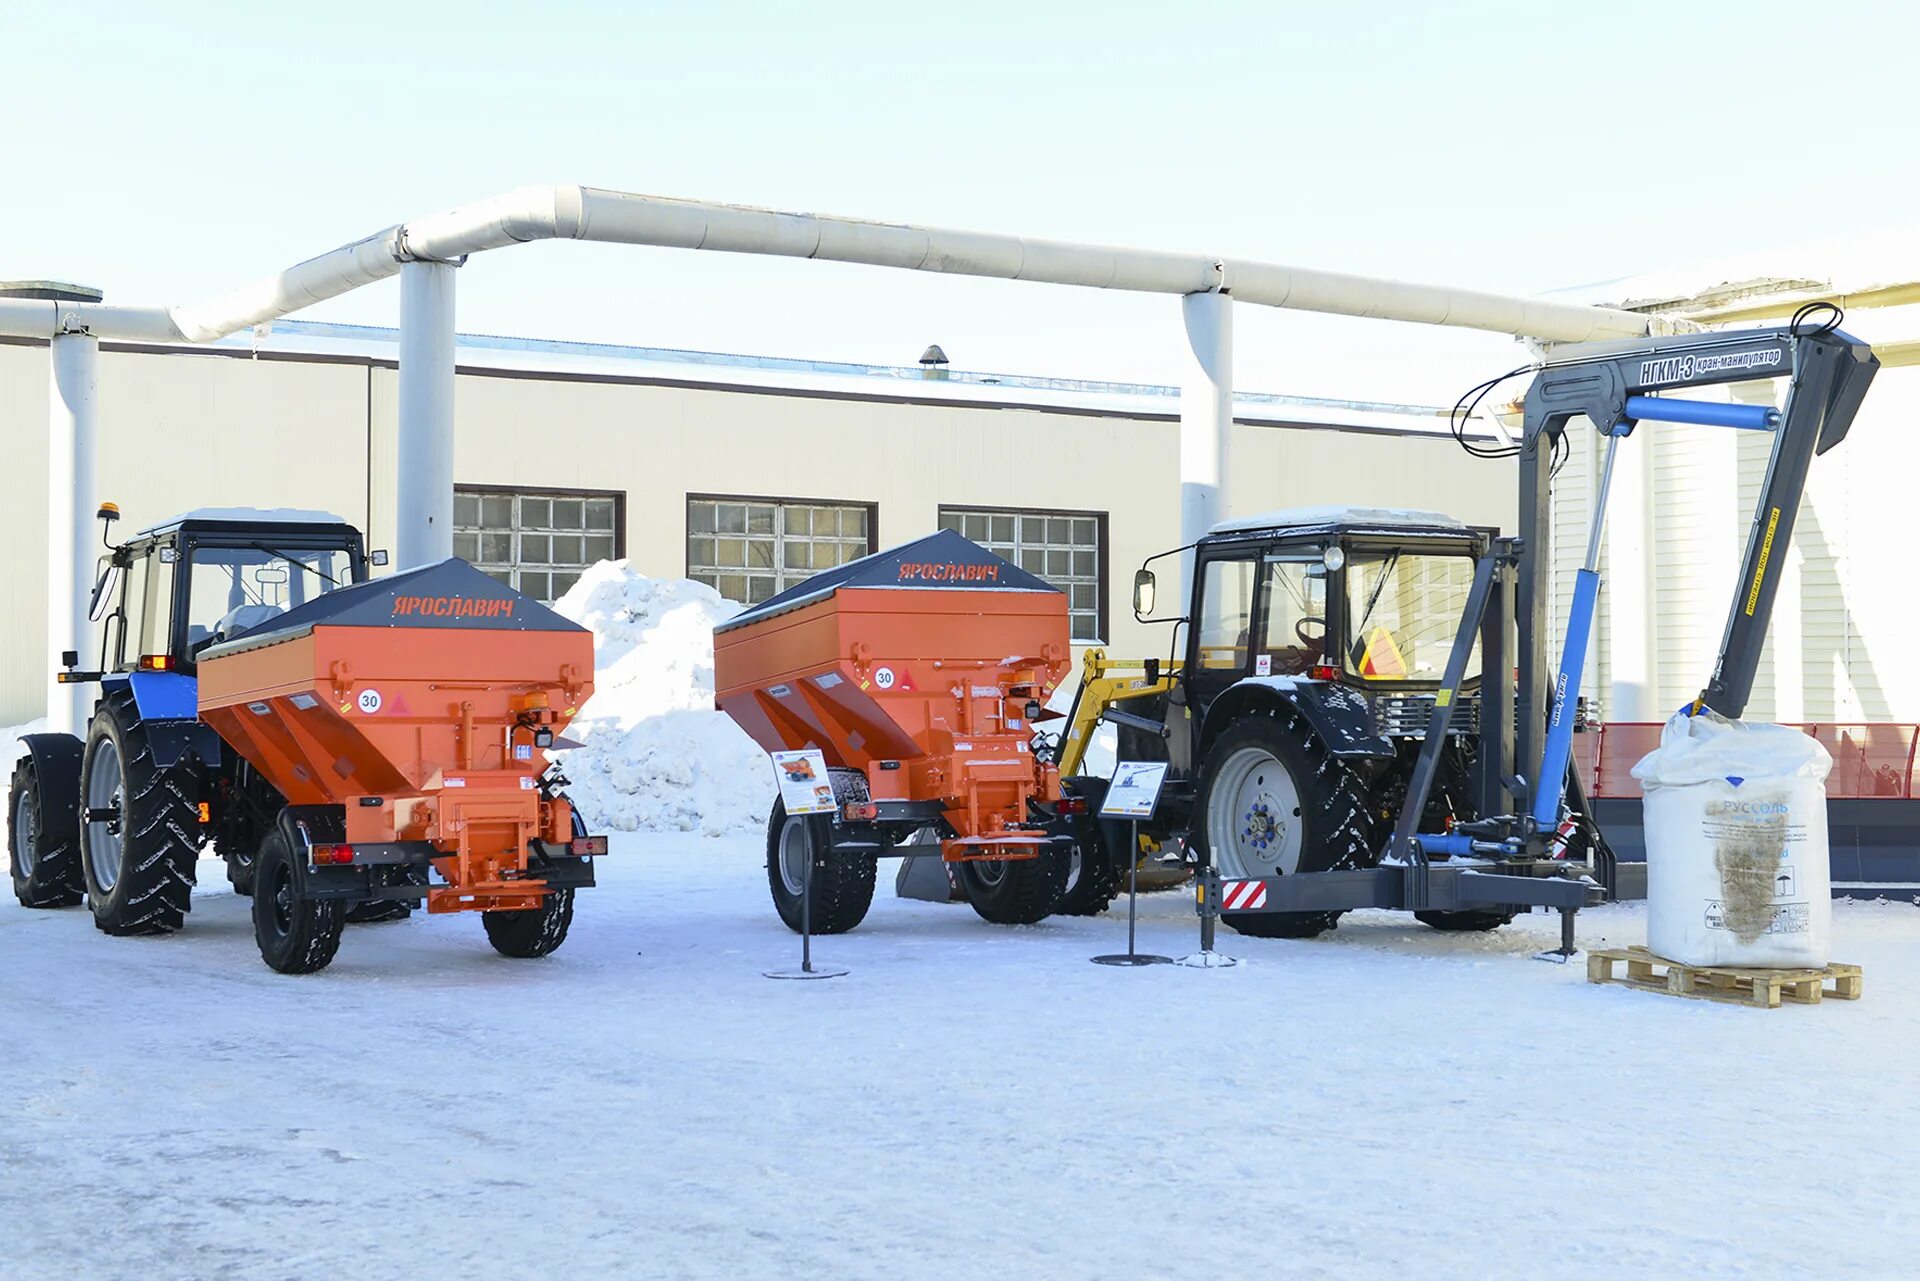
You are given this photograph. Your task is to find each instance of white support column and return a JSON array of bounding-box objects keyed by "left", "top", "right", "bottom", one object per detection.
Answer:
[
  {"left": 48, "top": 328, "right": 99, "bottom": 737},
  {"left": 1179, "top": 290, "right": 1233, "bottom": 598},
  {"left": 396, "top": 259, "right": 458, "bottom": 569}
]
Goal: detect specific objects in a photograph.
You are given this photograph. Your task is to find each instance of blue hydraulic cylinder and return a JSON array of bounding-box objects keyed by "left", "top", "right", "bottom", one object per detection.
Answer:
[
  {"left": 1531, "top": 566, "right": 1602, "bottom": 830},
  {"left": 1414, "top": 833, "right": 1477, "bottom": 857},
  {"left": 1623, "top": 396, "right": 1778, "bottom": 430}
]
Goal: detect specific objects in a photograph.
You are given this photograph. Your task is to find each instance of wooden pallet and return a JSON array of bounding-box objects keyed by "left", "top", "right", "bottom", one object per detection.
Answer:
[{"left": 1587, "top": 945, "right": 1863, "bottom": 1009}]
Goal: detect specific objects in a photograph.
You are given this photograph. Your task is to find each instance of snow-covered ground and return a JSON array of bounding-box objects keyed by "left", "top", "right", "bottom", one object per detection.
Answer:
[{"left": 5, "top": 837, "right": 1918, "bottom": 1281}]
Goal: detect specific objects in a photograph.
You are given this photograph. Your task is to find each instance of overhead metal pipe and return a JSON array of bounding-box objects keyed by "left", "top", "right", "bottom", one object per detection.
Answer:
[{"left": 0, "top": 185, "right": 1654, "bottom": 345}]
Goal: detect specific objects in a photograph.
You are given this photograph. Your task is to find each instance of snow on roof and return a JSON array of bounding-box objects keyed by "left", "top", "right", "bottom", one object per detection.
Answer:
[
  {"left": 137, "top": 506, "right": 351, "bottom": 534},
  {"left": 145, "top": 320, "right": 1496, "bottom": 441},
  {"left": 1210, "top": 504, "right": 1468, "bottom": 536},
  {"left": 1551, "top": 226, "right": 1920, "bottom": 314}
]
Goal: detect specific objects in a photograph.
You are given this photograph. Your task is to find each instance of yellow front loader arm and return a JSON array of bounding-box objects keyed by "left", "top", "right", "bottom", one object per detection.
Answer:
[{"left": 1055, "top": 648, "right": 1180, "bottom": 778}]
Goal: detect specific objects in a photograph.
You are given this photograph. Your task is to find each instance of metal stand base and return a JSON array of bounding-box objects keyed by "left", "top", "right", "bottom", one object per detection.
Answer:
[
  {"left": 764, "top": 965, "right": 850, "bottom": 980},
  {"left": 1090, "top": 819, "right": 1171, "bottom": 967},
  {"left": 1176, "top": 950, "right": 1238, "bottom": 968},
  {"left": 1533, "top": 906, "right": 1578, "bottom": 963}
]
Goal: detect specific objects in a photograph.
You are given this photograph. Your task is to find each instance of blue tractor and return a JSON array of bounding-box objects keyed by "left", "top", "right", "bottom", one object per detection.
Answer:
[{"left": 9, "top": 507, "right": 392, "bottom": 934}]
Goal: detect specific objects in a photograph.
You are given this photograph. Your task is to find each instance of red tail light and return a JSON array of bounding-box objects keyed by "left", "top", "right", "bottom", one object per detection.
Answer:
[
  {"left": 569, "top": 836, "right": 609, "bottom": 856},
  {"left": 842, "top": 802, "right": 879, "bottom": 822},
  {"left": 1310, "top": 664, "right": 1339, "bottom": 681},
  {"left": 311, "top": 843, "right": 354, "bottom": 865},
  {"left": 1055, "top": 796, "right": 1088, "bottom": 816}
]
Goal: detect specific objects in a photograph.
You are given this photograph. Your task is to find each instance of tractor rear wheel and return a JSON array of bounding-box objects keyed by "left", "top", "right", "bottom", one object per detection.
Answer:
[
  {"left": 1193, "top": 708, "right": 1377, "bottom": 940},
  {"left": 10, "top": 750, "right": 86, "bottom": 909},
  {"left": 482, "top": 889, "right": 575, "bottom": 958},
  {"left": 1414, "top": 908, "right": 1518, "bottom": 932},
  {"left": 251, "top": 829, "right": 344, "bottom": 974},
  {"left": 766, "top": 799, "right": 875, "bottom": 934},
  {"left": 955, "top": 849, "right": 1068, "bottom": 926},
  {"left": 79, "top": 699, "right": 200, "bottom": 936}
]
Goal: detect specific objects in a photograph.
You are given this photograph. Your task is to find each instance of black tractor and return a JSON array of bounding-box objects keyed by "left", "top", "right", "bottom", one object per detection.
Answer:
[{"left": 1059, "top": 506, "right": 1597, "bottom": 938}]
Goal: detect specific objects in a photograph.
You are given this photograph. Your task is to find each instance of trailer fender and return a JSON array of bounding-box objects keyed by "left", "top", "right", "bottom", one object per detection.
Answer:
[{"left": 1198, "top": 678, "right": 1393, "bottom": 761}]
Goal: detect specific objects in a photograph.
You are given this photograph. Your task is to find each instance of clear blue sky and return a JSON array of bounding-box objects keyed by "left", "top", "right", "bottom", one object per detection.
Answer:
[{"left": 5, "top": 1, "right": 1918, "bottom": 402}]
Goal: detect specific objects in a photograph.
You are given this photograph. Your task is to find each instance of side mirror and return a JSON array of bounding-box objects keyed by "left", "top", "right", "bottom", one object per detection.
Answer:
[
  {"left": 370, "top": 549, "right": 390, "bottom": 567},
  {"left": 1132, "top": 569, "right": 1156, "bottom": 618}
]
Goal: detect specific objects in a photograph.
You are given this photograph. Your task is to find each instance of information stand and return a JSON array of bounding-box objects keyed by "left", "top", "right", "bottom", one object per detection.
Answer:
[
  {"left": 763, "top": 748, "right": 849, "bottom": 980},
  {"left": 1091, "top": 762, "right": 1173, "bottom": 968}
]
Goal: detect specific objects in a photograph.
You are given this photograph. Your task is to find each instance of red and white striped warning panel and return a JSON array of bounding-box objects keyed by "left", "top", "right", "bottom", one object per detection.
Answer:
[{"left": 1221, "top": 879, "right": 1268, "bottom": 911}]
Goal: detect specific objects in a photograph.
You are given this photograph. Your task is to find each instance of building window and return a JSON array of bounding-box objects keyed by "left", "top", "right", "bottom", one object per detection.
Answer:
[
  {"left": 939, "top": 507, "right": 1104, "bottom": 642},
  {"left": 454, "top": 487, "right": 622, "bottom": 602},
  {"left": 687, "top": 495, "right": 875, "bottom": 606}
]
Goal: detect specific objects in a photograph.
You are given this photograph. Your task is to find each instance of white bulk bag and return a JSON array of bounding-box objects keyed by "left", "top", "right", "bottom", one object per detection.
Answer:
[{"left": 1630, "top": 710, "right": 1832, "bottom": 968}]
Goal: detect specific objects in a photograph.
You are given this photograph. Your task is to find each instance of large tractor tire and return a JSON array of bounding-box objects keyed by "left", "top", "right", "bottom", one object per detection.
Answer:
[
  {"left": 955, "top": 848, "right": 1069, "bottom": 926},
  {"left": 1414, "top": 908, "right": 1519, "bottom": 932},
  {"left": 1192, "top": 708, "right": 1377, "bottom": 940},
  {"left": 1054, "top": 777, "right": 1122, "bottom": 918},
  {"left": 482, "top": 889, "right": 575, "bottom": 958},
  {"left": 10, "top": 747, "right": 86, "bottom": 909},
  {"left": 251, "top": 828, "right": 344, "bottom": 974},
  {"left": 766, "top": 798, "right": 875, "bottom": 934},
  {"left": 78, "top": 698, "right": 200, "bottom": 936}
]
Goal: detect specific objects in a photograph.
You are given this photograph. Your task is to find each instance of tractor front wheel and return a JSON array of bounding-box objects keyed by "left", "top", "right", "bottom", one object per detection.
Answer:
[
  {"left": 482, "top": 889, "right": 575, "bottom": 958},
  {"left": 766, "top": 799, "right": 875, "bottom": 934},
  {"left": 1414, "top": 908, "right": 1518, "bottom": 932},
  {"left": 251, "top": 829, "right": 344, "bottom": 974},
  {"left": 10, "top": 751, "right": 85, "bottom": 909}
]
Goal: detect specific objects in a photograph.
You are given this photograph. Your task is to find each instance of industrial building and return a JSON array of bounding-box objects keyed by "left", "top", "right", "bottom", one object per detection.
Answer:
[{"left": 0, "top": 320, "right": 1514, "bottom": 724}]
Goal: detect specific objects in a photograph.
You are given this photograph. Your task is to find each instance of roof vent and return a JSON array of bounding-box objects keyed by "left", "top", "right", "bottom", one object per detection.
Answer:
[{"left": 919, "top": 344, "right": 949, "bottom": 380}]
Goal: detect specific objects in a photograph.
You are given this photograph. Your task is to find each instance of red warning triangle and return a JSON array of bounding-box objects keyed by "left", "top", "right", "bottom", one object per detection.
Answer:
[{"left": 387, "top": 693, "right": 412, "bottom": 716}]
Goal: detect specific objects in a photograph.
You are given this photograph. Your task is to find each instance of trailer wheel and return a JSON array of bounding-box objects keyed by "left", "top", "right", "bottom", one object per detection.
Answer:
[
  {"left": 482, "top": 889, "right": 574, "bottom": 958},
  {"left": 1193, "top": 708, "right": 1376, "bottom": 940},
  {"left": 10, "top": 752, "right": 85, "bottom": 908},
  {"left": 1414, "top": 909, "right": 1518, "bottom": 932},
  {"left": 767, "top": 799, "right": 875, "bottom": 934},
  {"left": 955, "top": 849, "right": 1068, "bottom": 926},
  {"left": 251, "top": 829, "right": 344, "bottom": 974},
  {"left": 79, "top": 699, "right": 200, "bottom": 936}
]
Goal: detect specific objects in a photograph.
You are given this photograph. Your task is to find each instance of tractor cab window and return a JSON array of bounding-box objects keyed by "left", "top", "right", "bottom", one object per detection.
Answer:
[
  {"left": 1257, "top": 554, "right": 1328, "bottom": 677},
  {"left": 1343, "top": 551, "right": 1480, "bottom": 682},
  {"left": 184, "top": 545, "right": 353, "bottom": 655},
  {"left": 1195, "top": 557, "right": 1258, "bottom": 671}
]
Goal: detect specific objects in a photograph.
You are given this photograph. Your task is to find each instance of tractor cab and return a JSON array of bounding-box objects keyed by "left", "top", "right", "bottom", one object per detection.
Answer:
[
  {"left": 84, "top": 508, "right": 378, "bottom": 677},
  {"left": 1143, "top": 505, "right": 1489, "bottom": 741}
]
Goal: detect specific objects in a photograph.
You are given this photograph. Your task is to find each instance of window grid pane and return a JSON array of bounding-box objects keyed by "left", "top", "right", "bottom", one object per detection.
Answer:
[
  {"left": 940, "top": 506, "right": 1103, "bottom": 643},
  {"left": 455, "top": 486, "right": 622, "bottom": 603},
  {"left": 687, "top": 497, "right": 874, "bottom": 607}
]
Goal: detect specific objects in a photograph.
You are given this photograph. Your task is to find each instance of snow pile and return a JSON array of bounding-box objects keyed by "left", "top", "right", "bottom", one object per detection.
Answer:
[{"left": 551, "top": 562, "right": 771, "bottom": 835}]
